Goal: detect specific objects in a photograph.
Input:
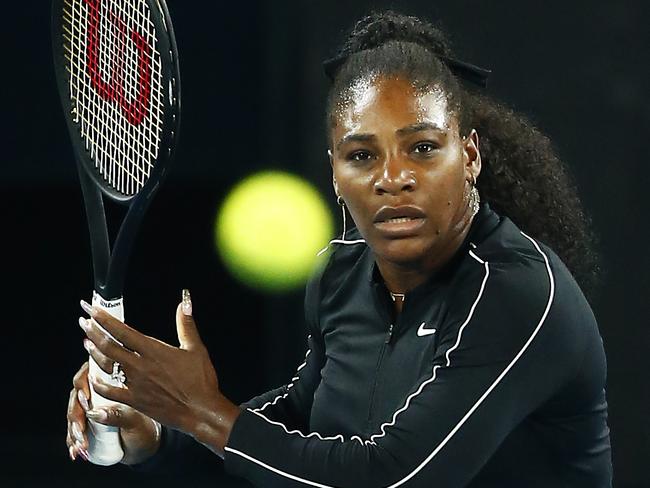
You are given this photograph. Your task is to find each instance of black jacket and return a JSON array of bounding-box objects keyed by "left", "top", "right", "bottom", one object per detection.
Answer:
[{"left": 151, "top": 203, "right": 613, "bottom": 487}]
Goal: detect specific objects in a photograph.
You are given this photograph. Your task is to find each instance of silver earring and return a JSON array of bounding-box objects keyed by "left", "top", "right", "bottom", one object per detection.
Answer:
[
  {"left": 317, "top": 193, "right": 366, "bottom": 256},
  {"left": 336, "top": 194, "right": 348, "bottom": 240},
  {"left": 468, "top": 176, "right": 480, "bottom": 218}
]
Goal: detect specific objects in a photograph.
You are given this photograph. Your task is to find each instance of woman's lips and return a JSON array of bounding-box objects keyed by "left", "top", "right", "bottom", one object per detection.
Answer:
[
  {"left": 373, "top": 216, "right": 426, "bottom": 236},
  {"left": 373, "top": 206, "right": 427, "bottom": 237}
]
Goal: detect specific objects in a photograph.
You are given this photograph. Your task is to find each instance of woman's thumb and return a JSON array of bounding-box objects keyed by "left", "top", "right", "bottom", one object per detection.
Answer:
[
  {"left": 176, "top": 289, "right": 202, "bottom": 350},
  {"left": 86, "top": 405, "right": 140, "bottom": 429}
]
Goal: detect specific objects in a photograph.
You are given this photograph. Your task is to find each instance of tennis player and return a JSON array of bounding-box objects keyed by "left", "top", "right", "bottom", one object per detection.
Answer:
[{"left": 66, "top": 11, "right": 612, "bottom": 487}]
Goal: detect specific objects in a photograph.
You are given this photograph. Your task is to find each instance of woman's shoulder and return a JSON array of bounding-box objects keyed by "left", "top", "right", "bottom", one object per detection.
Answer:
[
  {"left": 468, "top": 207, "right": 577, "bottom": 290},
  {"left": 303, "top": 227, "right": 370, "bottom": 322},
  {"left": 313, "top": 226, "right": 369, "bottom": 287},
  {"left": 454, "top": 214, "right": 597, "bottom": 343}
]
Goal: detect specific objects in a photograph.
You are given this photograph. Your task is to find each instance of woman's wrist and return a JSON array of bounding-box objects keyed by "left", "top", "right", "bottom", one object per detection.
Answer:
[
  {"left": 186, "top": 395, "right": 241, "bottom": 458},
  {"left": 120, "top": 418, "right": 163, "bottom": 465}
]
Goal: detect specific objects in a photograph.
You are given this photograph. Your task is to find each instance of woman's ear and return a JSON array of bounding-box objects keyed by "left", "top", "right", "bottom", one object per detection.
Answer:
[
  {"left": 329, "top": 149, "right": 343, "bottom": 201},
  {"left": 463, "top": 129, "right": 482, "bottom": 182}
]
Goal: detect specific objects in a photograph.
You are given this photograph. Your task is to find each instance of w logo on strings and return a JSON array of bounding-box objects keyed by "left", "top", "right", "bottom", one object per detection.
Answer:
[{"left": 84, "top": 0, "right": 152, "bottom": 126}]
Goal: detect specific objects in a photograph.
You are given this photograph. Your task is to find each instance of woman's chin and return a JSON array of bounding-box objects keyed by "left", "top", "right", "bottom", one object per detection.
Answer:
[{"left": 372, "top": 236, "right": 434, "bottom": 267}]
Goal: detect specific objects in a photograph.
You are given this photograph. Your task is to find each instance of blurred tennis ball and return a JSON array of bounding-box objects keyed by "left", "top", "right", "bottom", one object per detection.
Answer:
[{"left": 215, "top": 171, "right": 334, "bottom": 292}]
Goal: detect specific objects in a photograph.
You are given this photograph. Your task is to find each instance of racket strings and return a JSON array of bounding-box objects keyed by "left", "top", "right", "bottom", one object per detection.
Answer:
[{"left": 63, "top": 0, "right": 166, "bottom": 196}]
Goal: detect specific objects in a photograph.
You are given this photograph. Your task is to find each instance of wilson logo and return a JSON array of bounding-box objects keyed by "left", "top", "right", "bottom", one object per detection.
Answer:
[
  {"left": 96, "top": 298, "right": 120, "bottom": 308},
  {"left": 83, "top": 0, "right": 152, "bottom": 126}
]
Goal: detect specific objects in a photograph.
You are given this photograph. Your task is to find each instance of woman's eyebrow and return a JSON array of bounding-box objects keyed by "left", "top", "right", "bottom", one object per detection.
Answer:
[
  {"left": 336, "top": 133, "right": 375, "bottom": 151},
  {"left": 396, "top": 122, "right": 446, "bottom": 136}
]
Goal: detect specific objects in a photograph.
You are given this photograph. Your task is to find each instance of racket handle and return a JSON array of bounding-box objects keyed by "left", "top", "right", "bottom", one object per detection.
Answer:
[{"left": 86, "top": 292, "right": 125, "bottom": 466}]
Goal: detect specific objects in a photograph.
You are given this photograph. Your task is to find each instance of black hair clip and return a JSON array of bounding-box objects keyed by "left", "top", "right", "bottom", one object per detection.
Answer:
[
  {"left": 322, "top": 54, "right": 348, "bottom": 82},
  {"left": 322, "top": 52, "right": 491, "bottom": 88},
  {"left": 439, "top": 56, "right": 491, "bottom": 88}
]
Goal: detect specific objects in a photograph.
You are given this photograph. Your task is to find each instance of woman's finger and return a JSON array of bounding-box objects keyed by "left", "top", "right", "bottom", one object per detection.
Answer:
[
  {"left": 66, "top": 389, "right": 85, "bottom": 442},
  {"left": 72, "top": 362, "right": 90, "bottom": 390},
  {"left": 79, "top": 317, "right": 137, "bottom": 367},
  {"left": 66, "top": 430, "right": 74, "bottom": 457},
  {"left": 66, "top": 388, "right": 89, "bottom": 458},
  {"left": 84, "top": 403, "right": 143, "bottom": 429},
  {"left": 91, "top": 375, "right": 131, "bottom": 406},
  {"left": 66, "top": 432, "right": 89, "bottom": 462},
  {"left": 72, "top": 363, "right": 92, "bottom": 413},
  {"left": 83, "top": 338, "right": 114, "bottom": 375},
  {"left": 78, "top": 389, "right": 90, "bottom": 412},
  {"left": 80, "top": 301, "right": 151, "bottom": 354},
  {"left": 67, "top": 363, "right": 92, "bottom": 461}
]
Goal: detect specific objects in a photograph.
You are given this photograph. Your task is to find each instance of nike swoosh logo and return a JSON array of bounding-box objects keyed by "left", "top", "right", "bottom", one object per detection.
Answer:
[{"left": 417, "top": 322, "right": 437, "bottom": 337}]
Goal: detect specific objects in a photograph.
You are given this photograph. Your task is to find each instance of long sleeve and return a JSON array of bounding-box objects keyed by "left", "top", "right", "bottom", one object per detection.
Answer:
[
  {"left": 241, "top": 332, "right": 325, "bottom": 435},
  {"left": 222, "top": 239, "right": 610, "bottom": 487},
  {"left": 240, "top": 265, "right": 326, "bottom": 432}
]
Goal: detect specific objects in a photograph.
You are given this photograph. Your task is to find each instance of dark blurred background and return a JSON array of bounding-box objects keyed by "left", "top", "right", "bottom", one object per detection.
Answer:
[{"left": 2, "top": 0, "right": 648, "bottom": 486}]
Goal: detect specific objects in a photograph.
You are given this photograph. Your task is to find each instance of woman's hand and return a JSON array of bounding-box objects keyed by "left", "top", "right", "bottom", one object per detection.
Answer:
[
  {"left": 78, "top": 292, "right": 240, "bottom": 457},
  {"left": 65, "top": 362, "right": 161, "bottom": 464}
]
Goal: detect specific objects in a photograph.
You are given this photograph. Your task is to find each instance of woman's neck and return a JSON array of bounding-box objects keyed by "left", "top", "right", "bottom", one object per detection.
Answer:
[{"left": 377, "top": 210, "right": 475, "bottom": 297}]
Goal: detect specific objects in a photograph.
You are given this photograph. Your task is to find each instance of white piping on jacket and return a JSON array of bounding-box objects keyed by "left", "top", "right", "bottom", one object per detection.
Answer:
[
  {"left": 251, "top": 337, "right": 346, "bottom": 443},
  {"left": 253, "top": 346, "right": 311, "bottom": 412}
]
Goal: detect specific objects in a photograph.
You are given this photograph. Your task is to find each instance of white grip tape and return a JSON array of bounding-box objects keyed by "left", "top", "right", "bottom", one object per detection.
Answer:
[{"left": 86, "top": 291, "right": 126, "bottom": 466}]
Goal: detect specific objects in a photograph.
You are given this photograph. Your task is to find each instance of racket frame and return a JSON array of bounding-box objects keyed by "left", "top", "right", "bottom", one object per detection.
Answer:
[{"left": 51, "top": 0, "right": 182, "bottom": 300}]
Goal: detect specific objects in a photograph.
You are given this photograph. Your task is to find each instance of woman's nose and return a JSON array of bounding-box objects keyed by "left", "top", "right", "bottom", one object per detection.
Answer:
[{"left": 373, "top": 157, "right": 416, "bottom": 195}]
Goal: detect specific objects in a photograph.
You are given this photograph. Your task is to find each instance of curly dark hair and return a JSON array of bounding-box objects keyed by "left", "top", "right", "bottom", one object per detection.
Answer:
[{"left": 325, "top": 11, "right": 601, "bottom": 300}]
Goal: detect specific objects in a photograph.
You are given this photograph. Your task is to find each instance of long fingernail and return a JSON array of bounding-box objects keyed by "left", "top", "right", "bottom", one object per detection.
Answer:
[
  {"left": 78, "top": 317, "right": 89, "bottom": 332},
  {"left": 86, "top": 409, "right": 107, "bottom": 422},
  {"left": 78, "top": 446, "right": 90, "bottom": 461},
  {"left": 72, "top": 422, "right": 84, "bottom": 443},
  {"left": 78, "top": 390, "right": 90, "bottom": 411},
  {"left": 182, "top": 289, "right": 192, "bottom": 316},
  {"left": 83, "top": 338, "right": 94, "bottom": 353},
  {"left": 80, "top": 300, "right": 95, "bottom": 316},
  {"left": 69, "top": 445, "right": 76, "bottom": 461}
]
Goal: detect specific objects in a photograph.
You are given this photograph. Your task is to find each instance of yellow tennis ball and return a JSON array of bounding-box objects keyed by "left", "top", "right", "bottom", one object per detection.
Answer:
[{"left": 216, "top": 171, "right": 334, "bottom": 292}]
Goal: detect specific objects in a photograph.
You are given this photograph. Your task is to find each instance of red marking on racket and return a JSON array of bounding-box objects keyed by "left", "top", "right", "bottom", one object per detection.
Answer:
[{"left": 84, "top": 0, "right": 152, "bottom": 126}]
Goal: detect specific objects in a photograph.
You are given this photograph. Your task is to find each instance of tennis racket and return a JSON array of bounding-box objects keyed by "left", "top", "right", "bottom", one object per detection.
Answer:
[{"left": 52, "top": 0, "right": 181, "bottom": 465}]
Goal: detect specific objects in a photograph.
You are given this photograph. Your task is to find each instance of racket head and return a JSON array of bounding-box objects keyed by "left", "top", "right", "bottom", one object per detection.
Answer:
[{"left": 52, "top": 0, "right": 181, "bottom": 203}]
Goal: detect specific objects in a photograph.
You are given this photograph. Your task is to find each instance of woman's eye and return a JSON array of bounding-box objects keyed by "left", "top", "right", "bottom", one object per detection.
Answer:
[
  {"left": 413, "top": 142, "right": 437, "bottom": 154},
  {"left": 348, "top": 151, "right": 373, "bottom": 161}
]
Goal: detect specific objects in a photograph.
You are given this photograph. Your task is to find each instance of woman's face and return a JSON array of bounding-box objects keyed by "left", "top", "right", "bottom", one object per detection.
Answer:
[{"left": 329, "top": 75, "right": 481, "bottom": 268}]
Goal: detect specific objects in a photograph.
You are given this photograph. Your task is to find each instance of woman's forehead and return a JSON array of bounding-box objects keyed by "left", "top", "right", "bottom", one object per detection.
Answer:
[{"left": 333, "top": 75, "right": 454, "bottom": 135}]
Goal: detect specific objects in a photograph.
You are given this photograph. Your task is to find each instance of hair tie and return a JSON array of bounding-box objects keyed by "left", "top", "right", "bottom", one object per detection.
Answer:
[{"left": 322, "top": 50, "right": 491, "bottom": 88}]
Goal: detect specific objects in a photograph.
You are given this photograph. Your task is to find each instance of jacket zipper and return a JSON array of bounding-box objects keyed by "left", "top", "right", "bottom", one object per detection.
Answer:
[
  {"left": 367, "top": 321, "right": 394, "bottom": 430},
  {"left": 385, "top": 323, "right": 394, "bottom": 343},
  {"left": 367, "top": 283, "right": 399, "bottom": 431}
]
